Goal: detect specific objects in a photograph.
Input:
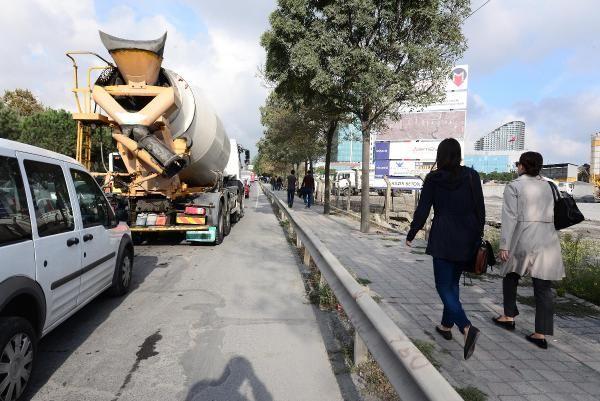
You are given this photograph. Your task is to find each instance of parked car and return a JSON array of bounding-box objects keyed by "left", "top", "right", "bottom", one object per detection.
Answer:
[{"left": 0, "top": 138, "right": 134, "bottom": 401}]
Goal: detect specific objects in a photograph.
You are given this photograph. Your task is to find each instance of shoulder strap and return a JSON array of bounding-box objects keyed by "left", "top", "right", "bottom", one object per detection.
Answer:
[{"left": 547, "top": 181, "right": 559, "bottom": 202}]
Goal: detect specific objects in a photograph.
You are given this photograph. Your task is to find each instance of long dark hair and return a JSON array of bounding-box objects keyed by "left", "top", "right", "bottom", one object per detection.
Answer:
[{"left": 434, "top": 138, "right": 462, "bottom": 174}]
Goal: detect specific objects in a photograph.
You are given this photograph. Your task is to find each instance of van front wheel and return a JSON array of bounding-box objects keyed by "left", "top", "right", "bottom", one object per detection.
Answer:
[{"left": 0, "top": 317, "right": 37, "bottom": 401}]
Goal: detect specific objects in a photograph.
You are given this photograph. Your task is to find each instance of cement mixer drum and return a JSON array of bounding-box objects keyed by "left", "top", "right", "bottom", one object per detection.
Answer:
[{"left": 164, "top": 69, "right": 231, "bottom": 187}]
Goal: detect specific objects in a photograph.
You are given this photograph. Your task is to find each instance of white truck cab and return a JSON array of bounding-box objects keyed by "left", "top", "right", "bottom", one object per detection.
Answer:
[{"left": 0, "top": 138, "right": 134, "bottom": 401}]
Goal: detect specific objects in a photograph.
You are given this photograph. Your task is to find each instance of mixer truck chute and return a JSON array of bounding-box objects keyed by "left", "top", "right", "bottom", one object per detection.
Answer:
[{"left": 66, "top": 31, "right": 247, "bottom": 244}]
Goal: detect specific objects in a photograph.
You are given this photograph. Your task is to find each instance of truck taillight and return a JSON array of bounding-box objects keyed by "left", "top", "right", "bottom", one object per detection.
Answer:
[{"left": 185, "top": 206, "right": 206, "bottom": 215}]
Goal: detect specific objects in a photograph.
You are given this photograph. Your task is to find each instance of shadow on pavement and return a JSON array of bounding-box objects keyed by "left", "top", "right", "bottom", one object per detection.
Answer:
[
  {"left": 23, "top": 255, "right": 159, "bottom": 400},
  {"left": 184, "top": 356, "right": 273, "bottom": 401}
]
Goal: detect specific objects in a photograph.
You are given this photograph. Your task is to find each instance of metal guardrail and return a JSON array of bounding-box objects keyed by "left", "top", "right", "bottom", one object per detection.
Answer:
[{"left": 260, "top": 183, "right": 463, "bottom": 401}]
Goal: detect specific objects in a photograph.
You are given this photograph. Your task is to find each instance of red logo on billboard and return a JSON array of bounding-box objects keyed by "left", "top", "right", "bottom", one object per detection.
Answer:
[
  {"left": 509, "top": 135, "right": 516, "bottom": 142},
  {"left": 452, "top": 67, "right": 467, "bottom": 88}
]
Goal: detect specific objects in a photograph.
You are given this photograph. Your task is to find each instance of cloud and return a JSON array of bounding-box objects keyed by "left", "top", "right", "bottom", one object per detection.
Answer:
[
  {"left": 466, "top": 91, "right": 599, "bottom": 164},
  {"left": 0, "top": 0, "right": 275, "bottom": 155},
  {"left": 462, "top": 0, "right": 600, "bottom": 75}
]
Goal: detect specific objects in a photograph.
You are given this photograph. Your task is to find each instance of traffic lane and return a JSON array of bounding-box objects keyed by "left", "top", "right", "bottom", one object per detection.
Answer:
[{"left": 26, "top": 185, "right": 342, "bottom": 401}]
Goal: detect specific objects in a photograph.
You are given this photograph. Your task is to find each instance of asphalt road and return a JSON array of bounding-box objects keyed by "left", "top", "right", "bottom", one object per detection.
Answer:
[{"left": 24, "top": 184, "right": 343, "bottom": 401}]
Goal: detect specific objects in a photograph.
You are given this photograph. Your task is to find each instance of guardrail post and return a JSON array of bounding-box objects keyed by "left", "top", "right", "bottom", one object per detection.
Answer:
[
  {"left": 354, "top": 332, "right": 368, "bottom": 365},
  {"left": 303, "top": 247, "right": 311, "bottom": 266},
  {"left": 296, "top": 235, "right": 302, "bottom": 248},
  {"left": 346, "top": 189, "right": 351, "bottom": 212}
]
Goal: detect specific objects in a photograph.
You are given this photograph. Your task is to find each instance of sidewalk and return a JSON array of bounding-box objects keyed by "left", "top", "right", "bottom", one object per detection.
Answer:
[{"left": 272, "top": 190, "right": 600, "bottom": 401}]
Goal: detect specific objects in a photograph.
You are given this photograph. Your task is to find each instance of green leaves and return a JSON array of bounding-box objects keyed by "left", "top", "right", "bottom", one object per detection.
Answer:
[{"left": 0, "top": 89, "right": 114, "bottom": 170}]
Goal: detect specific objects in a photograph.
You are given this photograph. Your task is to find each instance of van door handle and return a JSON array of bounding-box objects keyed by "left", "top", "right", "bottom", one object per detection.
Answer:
[
  {"left": 66, "top": 237, "right": 80, "bottom": 247},
  {"left": 83, "top": 234, "right": 94, "bottom": 242}
]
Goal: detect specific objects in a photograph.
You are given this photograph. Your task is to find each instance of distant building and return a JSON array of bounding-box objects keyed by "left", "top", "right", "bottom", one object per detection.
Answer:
[
  {"left": 464, "top": 151, "right": 522, "bottom": 174},
  {"left": 591, "top": 133, "right": 600, "bottom": 179},
  {"left": 541, "top": 163, "right": 579, "bottom": 183},
  {"left": 333, "top": 124, "right": 362, "bottom": 163},
  {"left": 474, "top": 121, "right": 525, "bottom": 151}
]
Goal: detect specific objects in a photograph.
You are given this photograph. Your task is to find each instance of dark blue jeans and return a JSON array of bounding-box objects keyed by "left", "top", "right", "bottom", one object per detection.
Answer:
[
  {"left": 433, "top": 258, "right": 471, "bottom": 333},
  {"left": 287, "top": 189, "right": 295, "bottom": 207}
]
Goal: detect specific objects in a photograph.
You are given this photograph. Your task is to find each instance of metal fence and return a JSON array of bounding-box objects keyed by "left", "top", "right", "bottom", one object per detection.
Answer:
[{"left": 260, "top": 183, "right": 462, "bottom": 401}]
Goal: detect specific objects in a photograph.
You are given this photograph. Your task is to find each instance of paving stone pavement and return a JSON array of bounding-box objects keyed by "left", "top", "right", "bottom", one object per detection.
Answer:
[{"left": 271, "top": 190, "right": 600, "bottom": 401}]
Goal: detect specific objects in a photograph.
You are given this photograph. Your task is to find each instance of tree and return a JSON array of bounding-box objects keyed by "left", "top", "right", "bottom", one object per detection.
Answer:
[
  {"left": 262, "top": 0, "right": 470, "bottom": 232},
  {"left": 19, "top": 109, "right": 77, "bottom": 157},
  {"left": 2, "top": 89, "right": 44, "bottom": 117},
  {"left": 259, "top": 92, "right": 327, "bottom": 175},
  {"left": 0, "top": 100, "right": 22, "bottom": 141}
]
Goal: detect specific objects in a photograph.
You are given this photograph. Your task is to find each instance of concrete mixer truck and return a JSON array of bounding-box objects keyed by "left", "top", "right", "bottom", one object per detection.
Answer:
[{"left": 65, "top": 31, "right": 249, "bottom": 244}]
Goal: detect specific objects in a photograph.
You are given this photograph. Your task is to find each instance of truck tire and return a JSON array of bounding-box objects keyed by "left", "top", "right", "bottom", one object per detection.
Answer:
[
  {"left": 224, "top": 206, "right": 232, "bottom": 237},
  {"left": 108, "top": 244, "right": 133, "bottom": 297},
  {"left": 215, "top": 208, "right": 224, "bottom": 245},
  {"left": 0, "top": 317, "right": 37, "bottom": 401}
]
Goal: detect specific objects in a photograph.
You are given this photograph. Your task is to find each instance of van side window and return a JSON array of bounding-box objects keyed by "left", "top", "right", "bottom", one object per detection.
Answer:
[
  {"left": 0, "top": 156, "right": 32, "bottom": 246},
  {"left": 70, "top": 169, "right": 114, "bottom": 228},
  {"left": 24, "top": 160, "right": 74, "bottom": 237}
]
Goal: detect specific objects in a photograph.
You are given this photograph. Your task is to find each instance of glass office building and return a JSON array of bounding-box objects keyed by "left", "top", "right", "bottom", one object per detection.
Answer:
[
  {"left": 464, "top": 151, "right": 521, "bottom": 173},
  {"left": 334, "top": 124, "right": 362, "bottom": 163}
]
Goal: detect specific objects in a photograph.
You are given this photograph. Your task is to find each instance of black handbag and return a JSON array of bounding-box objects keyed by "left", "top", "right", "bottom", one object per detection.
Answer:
[{"left": 548, "top": 182, "right": 584, "bottom": 230}]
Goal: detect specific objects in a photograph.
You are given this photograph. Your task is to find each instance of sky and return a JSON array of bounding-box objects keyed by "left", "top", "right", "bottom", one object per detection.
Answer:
[{"left": 0, "top": 0, "right": 598, "bottom": 164}]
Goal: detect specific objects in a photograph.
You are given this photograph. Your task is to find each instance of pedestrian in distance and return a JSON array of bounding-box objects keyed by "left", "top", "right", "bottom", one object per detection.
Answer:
[
  {"left": 493, "top": 152, "right": 564, "bottom": 349},
  {"left": 271, "top": 176, "right": 277, "bottom": 191},
  {"left": 301, "top": 170, "right": 315, "bottom": 208},
  {"left": 287, "top": 169, "right": 297, "bottom": 208},
  {"left": 276, "top": 176, "right": 282, "bottom": 191},
  {"left": 406, "top": 138, "right": 483, "bottom": 360}
]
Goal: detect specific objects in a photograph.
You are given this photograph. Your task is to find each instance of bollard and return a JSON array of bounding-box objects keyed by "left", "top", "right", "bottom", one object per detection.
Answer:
[
  {"left": 303, "top": 247, "right": 311, "bottom": 266},
  {"left": 354, "top": 332, "right": 369, "bottom": 365}
]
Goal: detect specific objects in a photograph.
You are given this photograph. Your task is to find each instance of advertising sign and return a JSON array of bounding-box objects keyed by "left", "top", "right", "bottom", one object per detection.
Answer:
[
  {"left": 388, "top": 140, "right": 441, "bottom": 161},
  {"left": 388, "top": 160, "right": 416, "bottom": 176},
  {"left": 374, "top": 159, "right": 389, "bottom": 177},
  {"left": 422, "top": 90, "right": 468, "bottom": 112},
  {"left": 377, "top": 110, "right": 466, "bottom": 141},
  {"left": 374, "top": 141, "right": 390, "bottom": 160}
]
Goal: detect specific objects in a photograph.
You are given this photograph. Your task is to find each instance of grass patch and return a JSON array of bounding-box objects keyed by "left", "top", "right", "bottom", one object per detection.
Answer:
[
  {"left": 279, "top": 220, "right": 290, "bottom": 228},
  {"left": 382, "top": 237, "right": 402, "bottom": 242},
  {"left": 356, "top": 277, "right": 372, "bottom": 285},
  {"left": 355, "top": 356, "right": 400, "bottom": 401},
  {"left": 557, "top": 233, "right": 600, "bottom": 305},
  {"left": 455, "top": 386, "right": 488, "bottom": 401},
  {"left": 411, "top": 339, "right": 440, "bottom": 369},
  {"left": 307, "top": 268, "right": 339, "bottom": 310}
]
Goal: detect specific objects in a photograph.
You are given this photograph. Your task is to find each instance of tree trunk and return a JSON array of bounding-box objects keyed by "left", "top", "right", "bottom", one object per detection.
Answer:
[
  {"left": 304, "top": 160, "right": 308, "bottom": 175},
  {"left": 323, "top": 120, "right": 338, "bottom": 215},
  {"left": 309, "top": 159, "right": 314, "bottom": 172},
  {"left": 360, "top": 122, "right": 371, "bottom": 233}
]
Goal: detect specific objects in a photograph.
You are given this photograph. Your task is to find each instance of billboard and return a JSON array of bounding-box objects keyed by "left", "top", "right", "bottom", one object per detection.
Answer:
[
  {"left": 388, "top": 140, "right": 440, "bottom": 160},
  {"left": 377, "top": 110, "right": 466, "bottom": 141}
]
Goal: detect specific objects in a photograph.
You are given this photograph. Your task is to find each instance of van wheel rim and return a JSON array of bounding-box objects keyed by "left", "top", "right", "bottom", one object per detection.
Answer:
[
  {"left": 121, "top": 255, "right": 131, "bottom": 287},
  {"left": 0, "top": 333, "right": 33, "bottom": 401}
]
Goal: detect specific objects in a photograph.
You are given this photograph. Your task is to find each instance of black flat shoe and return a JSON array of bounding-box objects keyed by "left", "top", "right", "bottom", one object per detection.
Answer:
[
  {"left": 525, "top": 334, "right": 548, "bottom": 349},
  {"left": 436, "top": 326, "right": 452, "bottom": 340},
  {"left": 492, "top": 316, "right": 516, "bottom": 331},
  {"left": 464, "top": 326, "right": 480, "bottom": 360}
]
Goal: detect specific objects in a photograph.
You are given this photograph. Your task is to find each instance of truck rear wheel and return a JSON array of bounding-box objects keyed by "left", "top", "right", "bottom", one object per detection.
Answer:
[
  {"left": 215, "top": 209, "right": 224, "bottom": 245},
  {"left": 223, "top": 207, "right": 231, "bottom": 236}
]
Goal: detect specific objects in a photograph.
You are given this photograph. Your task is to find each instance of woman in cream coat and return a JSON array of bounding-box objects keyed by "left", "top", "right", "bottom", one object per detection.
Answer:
[{"left": 493, "top": 152, "right": 564, "bottom": 349}]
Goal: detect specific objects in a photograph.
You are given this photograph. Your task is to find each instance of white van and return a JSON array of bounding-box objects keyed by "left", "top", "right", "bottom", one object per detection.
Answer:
[{"left": 0, "top": 138, "right": 133, "bottom": 401}]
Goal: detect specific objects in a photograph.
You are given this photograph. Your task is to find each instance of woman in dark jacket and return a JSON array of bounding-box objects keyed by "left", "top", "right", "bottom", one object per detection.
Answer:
[{"left": 406, "top": 138, "right": 484, "bottom": 360}]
